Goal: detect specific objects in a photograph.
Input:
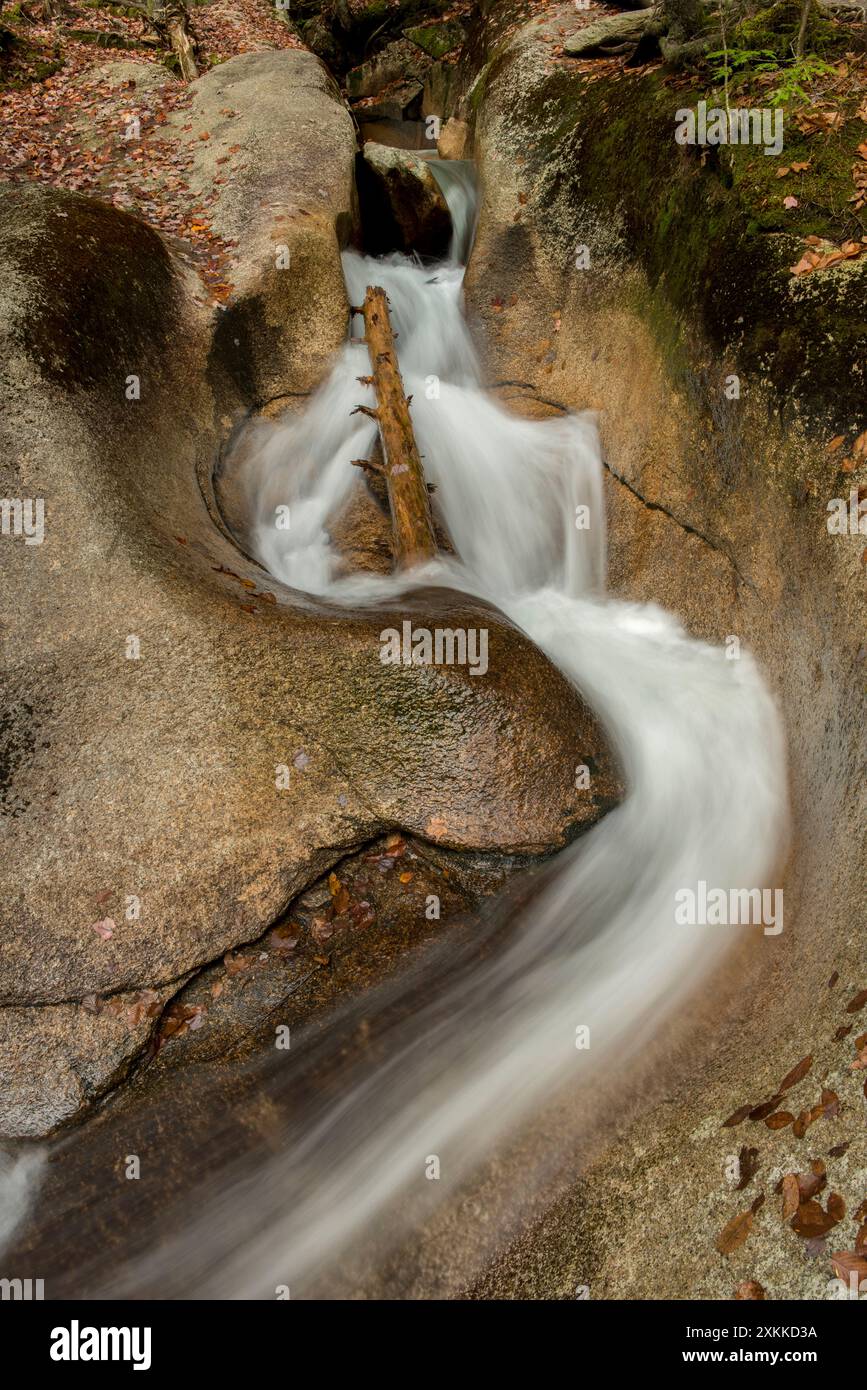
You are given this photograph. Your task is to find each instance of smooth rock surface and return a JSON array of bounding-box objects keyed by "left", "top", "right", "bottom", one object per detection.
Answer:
[
  {"left": 0, "top": 143, "right": 620, "bottom": 1135},
  {"left": 359, "top": 139, "right": 453, "bottom": 256}
]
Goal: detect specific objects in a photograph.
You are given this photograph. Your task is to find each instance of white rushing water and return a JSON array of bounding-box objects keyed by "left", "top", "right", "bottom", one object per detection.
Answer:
[
  {"left": 1, "top": 162, "right": 789, "bottom": 1297},
  {"left": 171, "top": 160, "right": 787, "bottom": 1296}
]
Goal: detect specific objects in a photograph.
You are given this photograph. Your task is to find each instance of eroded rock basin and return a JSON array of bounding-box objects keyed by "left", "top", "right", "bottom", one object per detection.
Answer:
[{"left": 1, "top": 5, "right": 865, "bottom": 1304}]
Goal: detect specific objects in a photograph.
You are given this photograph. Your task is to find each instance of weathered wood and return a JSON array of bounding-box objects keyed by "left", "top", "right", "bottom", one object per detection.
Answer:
[{"left": 354, "top": 285, "right": 438, "bottom": 570}]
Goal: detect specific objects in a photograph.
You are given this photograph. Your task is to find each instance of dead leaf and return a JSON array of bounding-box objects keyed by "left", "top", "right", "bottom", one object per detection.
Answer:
[
  {"left": 846, "top": 988, "right": 867, "bottom": 1013},
  {"left": 791, "top": 1199, "right": 839, "bottom": 1238},
  {"left": 723, "top": 1104, "right": 753, "bottom": 1127},
  {"left": 830, "top": 1250, "right": 867, "bottom": 1285},
  {"left": 734, "top": 1280, "right": 765, "bottom": 1300},
  {"left": 781, "top": 1174, "right": 800, "bottom": 1221},
  {"left": 735, "top": 1146, "right": 759, "bottom": 1190},
  {"left": 749, "top": 1095, "right": 783, "bottom": 1121},
  {"left": 778, "top": 1054, "right": 812, "bottom": 1091},
  {"left": 766, "top": 1111, "right": 794, "bottom": 1129},
  {"left": 717, "top": 1209, "right": 754, "bottom": 1255},
  {"left": 91, "top": 917, "right": 115, "bottom": 940}
]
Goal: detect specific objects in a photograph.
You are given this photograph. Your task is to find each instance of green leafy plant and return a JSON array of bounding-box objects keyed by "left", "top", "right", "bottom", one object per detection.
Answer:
[
  {"left": 706, "top": 46, "right": 779, "bottom": 84},
  {"left": 707, "top": 47, "right": 837, "bottom": 106},
  {"left": 766, "top": 54, "right": 837, "bottom": 105}
]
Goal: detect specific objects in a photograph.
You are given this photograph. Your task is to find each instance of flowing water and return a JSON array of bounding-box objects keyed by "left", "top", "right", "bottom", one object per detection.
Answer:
[{"left": 0, "top": 161, "right": 789, "bottom": 1297}]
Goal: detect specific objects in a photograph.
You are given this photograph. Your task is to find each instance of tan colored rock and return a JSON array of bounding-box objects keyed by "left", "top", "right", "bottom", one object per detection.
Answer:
[
  {"left": 0, "top": 162, "right": 619, "bottom": 1137},
  {"left": 168, "top": 49, "right": 358, "bottom": 406},
  {"left": 461, "top": 4, "right": 867, "bottom": 1301},
  {"left": 437, "top": 116, "right": 469, "bottom": 160}
]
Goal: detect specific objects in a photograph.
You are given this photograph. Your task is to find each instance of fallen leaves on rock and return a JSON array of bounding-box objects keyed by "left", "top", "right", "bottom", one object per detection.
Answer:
[
  {"left": 735, "top": 1145, "right": 760, "bottom": 1190},
  {"left": 790, "top": 235, "right": 864, "bottom": 277},
  {"left": 845, "top": 987, "right": 867, "bottom": 1013},
  {"left": 790, "top": 1195, "right": 844, "bottom": 1239},
  {"left": 733, "top": 1280, "right": 765, "bottom": 1300},
  {"left": 717, "top": 1208, "right": 754, "bottom": 1255},
  {"left": 778, "top": 1054, "right": 812, "bottom": 1091},
  {"left": 830, "top": 1250, "right": 867, "bottom": 1285}
]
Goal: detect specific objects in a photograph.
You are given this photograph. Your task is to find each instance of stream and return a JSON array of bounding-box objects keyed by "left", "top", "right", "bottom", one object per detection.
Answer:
[{"left": 0, "top": 159, "right": 789, "bottom": 1299}]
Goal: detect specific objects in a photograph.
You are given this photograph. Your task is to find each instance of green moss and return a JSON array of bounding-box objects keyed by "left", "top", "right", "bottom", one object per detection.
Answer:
[
  {"left": 506, "top": 61, "right": 867, "bottom": 431},
  {"left": 734, "top": 0, "right": 835, "bottom": 57},
  {"left": 404, "top": 20, "right": 466, "bottom": 60}
]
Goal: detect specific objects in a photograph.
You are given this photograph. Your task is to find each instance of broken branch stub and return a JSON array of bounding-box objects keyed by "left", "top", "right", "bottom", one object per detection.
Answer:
[{"left": 357, "top": 285, "right": 438, "bottom": 570}]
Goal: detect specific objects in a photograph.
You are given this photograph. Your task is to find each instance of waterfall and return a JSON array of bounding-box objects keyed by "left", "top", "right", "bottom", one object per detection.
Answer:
[{"left": 1, "top": 158, "right": 788, "bottom": 1299}]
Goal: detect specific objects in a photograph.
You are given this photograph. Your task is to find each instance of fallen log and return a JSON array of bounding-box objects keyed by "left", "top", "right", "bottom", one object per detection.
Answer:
[{"left": 351, "top": 285, "right": 438, "bottom": 570}]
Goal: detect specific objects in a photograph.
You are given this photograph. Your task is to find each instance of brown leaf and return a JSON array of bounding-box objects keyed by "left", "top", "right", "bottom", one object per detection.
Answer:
[
  {"left": 749, "top": 1095, "right": 783, "bottom": 1121},
  {"left": 830, "top": 1251, "right": 867, "bottom": 1285},
  {"left": 827, "top": 1191, "right": 846, "bottom": 1224},
  {"left": 766, "top": 1111, "right": 794, "bottom": 1130},
  {"left": 798, "top": 1167, "right": 826, "bottom": 1202},
  {"left": 792, "top": 1108, "right": 815, "bottom": 1138},
  {"left": 734, "top": 1280, "right": 765, "bottom": 1300},
  {"left": 819, "top": 1088, "right": 840, "bottom": 1119},
  {"left": 778, "top": 1054, "right": 812, "bottom": 1092},
  {"left": 834, "top": 1024, "right": 853, "bottom": 1041},
  {"left": 828, "top": 970, "right": 839, "bottom": 987},
  {"left": 781, "top": 1174, "right": 800, "bottom": 1222},
  {"left": 828, "top": 1142, "right": 850, "bottom": 1158},
  {"left": 846, "top": 987, "right": 867, "bottom": 1013},
  {"left": 735, "top": 1146, "right": 760, "bottom": 1190},
  {"left": 717, "top": 1209, "right": 754, "bottom": 1255},
  {"left": 723, "top": 1104, "right": 753, "bottom": 1128},
  {"left": 791, "top": 1199, "right": 838, "bottom": 1238}
]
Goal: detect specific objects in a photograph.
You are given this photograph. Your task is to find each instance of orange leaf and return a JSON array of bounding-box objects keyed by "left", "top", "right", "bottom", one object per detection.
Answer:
[{"left": 717, "top": 1209, "right": 754, "bottom": 1255}]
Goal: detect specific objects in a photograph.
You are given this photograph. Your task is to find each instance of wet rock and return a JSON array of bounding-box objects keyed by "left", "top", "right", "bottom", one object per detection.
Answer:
[
  {"left": 352, "top": 76, "right": 424, "bottom": 122},
  {"left": 0, "top": 158, "right": 619, "bottom": 1137},
  {"left": 359, "top": 140, "right": 453, "bottom": 257},
  {"left": 404, "top": 18, "right": 466, "bottom": 58},
  {"left": 437, "top": 116, "right": 469, "bottom": 159},
  {"left": 346, "top": 36, "right": 431, "bottom": 100},
  {"left": 461, "top": 1, "right": 867, "bottom": 1302}
]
